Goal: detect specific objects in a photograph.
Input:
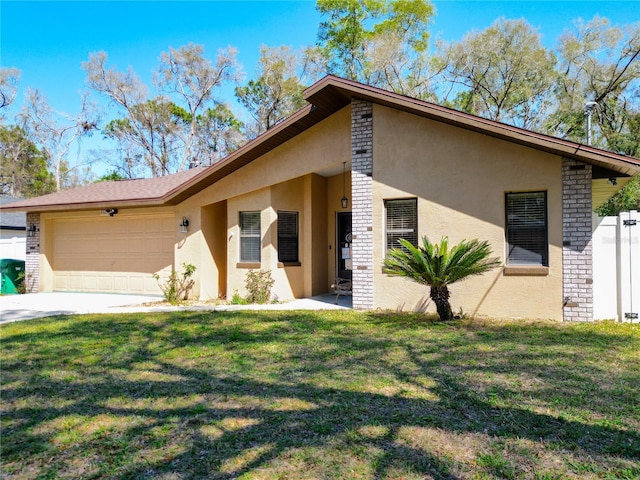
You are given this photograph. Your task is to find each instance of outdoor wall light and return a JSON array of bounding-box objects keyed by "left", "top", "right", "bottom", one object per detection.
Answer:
[
  {"left": 28, "top": 223, "right": 39, "bottom": 237},
  {"left": 180, "top": 216, "right": 189, "bottom": 233},
  {"left": 608, "top": 177, "right": 617, "bottom": 186},
  {"left": 341, "top": 161, "right": 349, "bottom": 209}
]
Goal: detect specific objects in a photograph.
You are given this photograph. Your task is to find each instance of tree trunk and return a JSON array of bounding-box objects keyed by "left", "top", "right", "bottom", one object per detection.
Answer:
[{"left": 430, "top": 285, "right": 453, "bottom": 321}]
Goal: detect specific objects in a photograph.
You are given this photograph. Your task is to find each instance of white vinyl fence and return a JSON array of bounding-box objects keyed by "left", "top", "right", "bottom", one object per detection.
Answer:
[
  {"left": 592, "top": 210, "right": 639, "bottom": 322},
  {"left": 0, "top": 235, "right": 26, "bottom": 261}
]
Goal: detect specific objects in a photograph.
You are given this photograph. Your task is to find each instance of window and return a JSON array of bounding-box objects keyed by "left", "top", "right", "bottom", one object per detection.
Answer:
[
  {"left": 278, "top": 211, "right": 299, "bottom": 263},
  {"left": 505, "top": 192, "right": 548, "bottom": 266},
  {"left": 239, "top": 211, "right": 261, "bottom": 262},
  {"left": 385, "top": 198, "right": 417, "bottom": 253}
]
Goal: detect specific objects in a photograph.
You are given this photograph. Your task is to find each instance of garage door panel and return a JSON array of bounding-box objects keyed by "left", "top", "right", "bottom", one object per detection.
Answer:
[
  {"left": 98, "top": 276, "right": 115, "bottom": 291},
  {"left": 52, "top": 214, "right": 174, "bottom": 295},
  {"left": 54, "top": 271, "right": 166, "bottom": 295},
  {"left": 129, "top": 236, "right": 147, "bottom": 253}
]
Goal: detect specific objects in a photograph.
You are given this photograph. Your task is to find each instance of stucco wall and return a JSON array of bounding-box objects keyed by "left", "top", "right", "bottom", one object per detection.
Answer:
[
  {"left": 200, "top": 201, "right": 227, "bottom": 300},
  {"left": 222, "top": 174, "right": 335, "bottom": 302},
  {"left": 372, "top": 105, "right": 564, "bottom": 320},
  {"left": 306, "top": 173, "right": 329, "bottom": 297},
  {"left": 188, "top": 107, "right": 351, "bottom": 208},
  {"left": 181, "top": 107, "right": 352, "bottom": 301}
]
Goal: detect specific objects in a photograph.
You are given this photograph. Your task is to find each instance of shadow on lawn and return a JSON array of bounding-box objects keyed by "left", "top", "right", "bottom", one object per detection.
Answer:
[{"left": 1, "top": 311, "right": 639, "bottom": 479}]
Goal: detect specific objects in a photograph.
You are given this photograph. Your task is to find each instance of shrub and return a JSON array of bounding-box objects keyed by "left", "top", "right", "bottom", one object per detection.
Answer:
[
  {"left": 153, "top": 263, "right": 196, "bottom": 305},
  {"left": 245, "top": 269, "right": 274, "bottom": 304},
  {"left": 230, "top": 290, "right": 248, "bottom": 305}
]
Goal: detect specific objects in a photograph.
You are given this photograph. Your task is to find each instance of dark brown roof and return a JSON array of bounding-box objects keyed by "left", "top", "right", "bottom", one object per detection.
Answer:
[{"left": 4, "top": 75, "right": 640, "bottom": 213}]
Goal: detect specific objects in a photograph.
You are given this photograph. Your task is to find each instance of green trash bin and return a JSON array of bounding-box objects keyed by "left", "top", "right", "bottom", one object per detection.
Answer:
[{"left": 1, "top": 259, "right": 26, "bottom": 294}]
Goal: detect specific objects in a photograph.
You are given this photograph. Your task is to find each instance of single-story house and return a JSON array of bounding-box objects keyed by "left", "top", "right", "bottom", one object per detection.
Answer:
[
  {"left": 3, "top": 75, "right": 640, "bottom": 321},
  {"left": 0, "top": 196, "right": 27, "bottom": 261}
]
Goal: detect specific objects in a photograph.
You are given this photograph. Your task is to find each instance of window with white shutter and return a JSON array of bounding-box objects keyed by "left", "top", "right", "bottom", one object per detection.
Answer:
[
  {"left": 505, "top": 192, "right": 548, "bottom": 266},
  {"left": 239, "top": 211, "right": 261, "bottom": 263},
  {"left": 385, "top": 198, "right": 418, "bottom": 253},
  {"left": 278, "top": 211, "right": 299, "bottom": 263}
]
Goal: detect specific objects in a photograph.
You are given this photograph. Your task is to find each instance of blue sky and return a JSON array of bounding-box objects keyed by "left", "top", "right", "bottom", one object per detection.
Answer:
[{"left": 1, "top": 1, "right": 638, "bottom": 173}]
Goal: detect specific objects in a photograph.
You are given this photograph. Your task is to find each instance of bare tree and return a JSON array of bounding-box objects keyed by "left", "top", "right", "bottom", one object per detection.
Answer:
[
  {"left": 0, "top": 67, "right": 21, "bottom": 117},
  {"left": 156, "top": 43, "right": 241, "bottom": 170},
  {"left": 18, "top": 89, "right": 98, "bottom": 190},
  {"left": 84, "top": 44, "right": 241, "bottom": 176}
]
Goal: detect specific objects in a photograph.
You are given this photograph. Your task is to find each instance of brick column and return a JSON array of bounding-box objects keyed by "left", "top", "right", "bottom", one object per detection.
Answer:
[
  {"left": 351, "top": 100, "right": 374, "bottom": 309},
  {"left": 25, "top": 212, "right": 40, "bottom": 293},
  {"left": 562, "top": 158, "right": 593, "bottom": 321}
]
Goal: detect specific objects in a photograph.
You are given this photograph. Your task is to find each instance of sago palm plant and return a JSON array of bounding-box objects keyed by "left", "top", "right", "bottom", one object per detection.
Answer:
[{"left": 383, "top": 236, "right": 501, "bottom": 321}]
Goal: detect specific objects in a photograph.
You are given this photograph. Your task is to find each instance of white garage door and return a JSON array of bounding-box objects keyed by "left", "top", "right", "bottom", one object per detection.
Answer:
[{"left": 52, "top": 214, "right": 175, "bottom": 295}]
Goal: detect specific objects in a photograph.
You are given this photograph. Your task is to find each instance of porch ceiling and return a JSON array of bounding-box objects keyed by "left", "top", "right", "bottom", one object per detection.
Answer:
[{"left": 593, "top": 177, "right": 631, "bottom": 209}]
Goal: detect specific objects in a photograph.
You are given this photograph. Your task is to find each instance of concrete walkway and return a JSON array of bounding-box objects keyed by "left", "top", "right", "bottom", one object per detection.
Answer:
[{"left": 0, "top": 292, "right": 351, "bottom": 324}]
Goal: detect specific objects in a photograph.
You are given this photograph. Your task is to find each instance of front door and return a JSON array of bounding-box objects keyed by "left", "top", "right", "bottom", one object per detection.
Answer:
[{"left": 337, "top": 212, "right": 352, "bottom": 280}]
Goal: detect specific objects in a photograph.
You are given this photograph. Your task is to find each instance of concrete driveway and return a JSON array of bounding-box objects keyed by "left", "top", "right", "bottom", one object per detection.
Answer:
[
  {"left": 0, "top": 292, "right": 164, "bottom": 323},
  {"left": 0, "top": 292, "right": 350, "bottom": 323}
]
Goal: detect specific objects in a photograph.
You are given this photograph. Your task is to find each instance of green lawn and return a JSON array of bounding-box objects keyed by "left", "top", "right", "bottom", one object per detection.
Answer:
[{"left": 1, "top": 311, "right": 639, "bottom": 479}]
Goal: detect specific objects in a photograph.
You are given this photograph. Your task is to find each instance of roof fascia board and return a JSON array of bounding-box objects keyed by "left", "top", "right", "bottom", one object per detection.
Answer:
[
  {"left": 163, "top": 104, "right": 317, "bottom": 204},
  {"left": 2, "top": 198, "right": 169, "bottom": 214},
  {"left": 305, "top": 76, "right": 640, "bottom": 176}
]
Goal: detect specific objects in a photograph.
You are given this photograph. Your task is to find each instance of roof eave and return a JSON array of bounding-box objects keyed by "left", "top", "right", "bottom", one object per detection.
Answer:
[
  {"left": 1, "top": 198, "right": 170, "bottom": 214},
  {"left": 3, "top": 75, "right": 639, "bottom": 214},
  {"left": 304, "top": 76, "right": 640, "bottom": 177},
  {"left": 163, "top": 104, "right": 324, "bottom": 204}
]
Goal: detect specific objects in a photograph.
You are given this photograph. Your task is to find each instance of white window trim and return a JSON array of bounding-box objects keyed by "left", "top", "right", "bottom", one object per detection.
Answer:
[
  {"left": 384, "top": 198, "right": 418, "bottom": 254},
  {"left": 239, "top": 211, "right": 261, "bottom": 263}
]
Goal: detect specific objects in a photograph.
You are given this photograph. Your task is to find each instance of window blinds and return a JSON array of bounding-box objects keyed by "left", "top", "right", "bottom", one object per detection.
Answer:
[
  {"left": 506, "top": 192, "right": 547, "bottom": 265},
  {"left": 278, "top": 211, "right": 299, "bottom": 263},
  {"left": 240, "top": 211, "right": 261, "bottom": 262},
  {"left": 385, "top": 198, "right": 417, "bottom": 252}
]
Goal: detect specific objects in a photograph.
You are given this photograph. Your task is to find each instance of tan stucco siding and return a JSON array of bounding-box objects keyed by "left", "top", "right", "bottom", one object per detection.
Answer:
[
  {"left": 222, "top": 175, "right": 331, "bottom": 302},
  {"left": 272, "top": 178, "right": 306, "bottom": 299},
  {"left": 180, "top": 107, "right": 352, "bottom": 301},
  {"left": 372, "top": 105, "right": 563, "bottom": 320},
  {"left": 189, "top": 107, "right": 351, "bottom": 208},
  {"left": 43, "top": 207, "right": 177, "bottom": 295},
  {"left": 226, "top": 187, "right": 271, "bottom": 299},
  {"left": 309, "top": 174, "right": 329, "bottom": 296},
  {"left": 200, "top": 201, "right": 227, "bottom": 300}
]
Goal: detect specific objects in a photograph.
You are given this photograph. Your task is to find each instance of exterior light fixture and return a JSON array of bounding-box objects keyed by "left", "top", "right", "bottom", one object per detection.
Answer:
[
  {"left": 341, "top": 161, "right": 349, "bottom": 209},
  {"left": 28, "top": 224, "right": 39, "bottom": 237},
  {"left": 608, "top": 177, "right": 617, "bottom": 186},
  {"left": 180, "top": 216, "right": 189, "bottom": 233}
]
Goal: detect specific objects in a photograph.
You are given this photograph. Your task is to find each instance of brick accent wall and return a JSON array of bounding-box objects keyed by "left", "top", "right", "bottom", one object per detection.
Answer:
[
  {"left": 562, "top": 158, "right": 593, "bottom": 321},
  {"left": 351, "top": 100, "right": 374, "bottom": 309},
  {"left": 25, "top": 212, "right": 40, "bottom": 293}
]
